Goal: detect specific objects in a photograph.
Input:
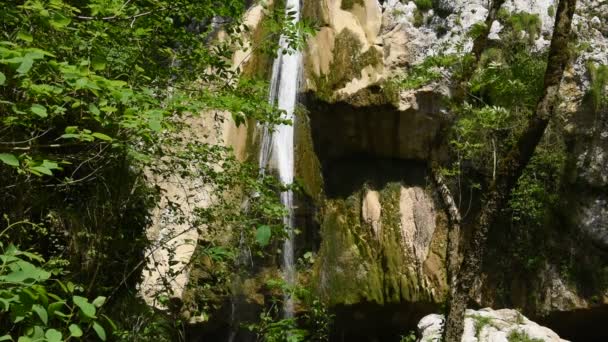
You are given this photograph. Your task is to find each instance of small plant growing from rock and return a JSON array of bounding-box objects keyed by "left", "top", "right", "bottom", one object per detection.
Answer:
[
  {"left": 471, "top": 314, "right": 494, "bottom": 338},
  {"left": 507, "top": 329, "right": 544, "bottom": 342},
  {"left": 414, "top": 0, "right": 433, "bottom": 12}
]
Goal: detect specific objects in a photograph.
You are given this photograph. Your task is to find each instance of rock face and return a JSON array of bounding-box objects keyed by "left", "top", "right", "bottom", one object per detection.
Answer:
[
  {"left": 301, "top": 0, "right": 608, "bottom": 321},
  {"left": 418, "top": 308, "right": 567, "bottom": 342},
  {"left": 314, "top": 183, "right": 448, "bottom": 306},
  {"left": 139, "top": 112, "right": 250, "bottom": 307}
]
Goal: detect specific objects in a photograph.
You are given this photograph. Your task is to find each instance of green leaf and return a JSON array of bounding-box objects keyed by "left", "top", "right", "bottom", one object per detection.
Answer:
[
  {"left": 47, "top": 301, "right": 66, "bottom": 317},
  {"left": 91, "top": 133, "right": 112, "bottom": 142},
  {"left": 50, "top": 13, "right": 71, "bottom": 29},
  {"left": 44, "top": 329, "right": 62, "bottom": 342},
  {"left": 17, "top": 32, "right": 33, "bottom": 43},
  {"left": 30, "top": 104, "right": 47, "bottom": 118},
  {"left": 92, "top": 296, "right": 106, "bottom": 308},
  {"left": 0, "top": 72, "right": 5, "bottom": 85},
  {"left": 17, "top": 337, "right": 32, "bottom": 342},
  {"left": 30, "top": 166, "right": 52, "bottom": 176},
  {"left": 255, "top": 225, "right": 272, "bottom": 247},
  {"left": 0, "top": 153, "right": 19, "bottom": 166},
  {"left": 0, "top": 335, "right": 12, "bottom": 341},
  {"left": 32, "top": 304, "right": 48, "bottom": 325},
  {"left": 69, "top": 324, "right": 83, "bottom": 337},
  {"left": 0, "top": 259, "right": 50, "bottom": 283},
  {"left": 72, "top": 296, "right": 96, "bottom": 318},
  {"left": 16, "top": 55, "right": 33, "bottom": 74},
  {"left": 92, "top": 322, "right": 106, "bottom": 341},
  {"left": 92, "top": 56, "right": 106, "bottom": 71}
]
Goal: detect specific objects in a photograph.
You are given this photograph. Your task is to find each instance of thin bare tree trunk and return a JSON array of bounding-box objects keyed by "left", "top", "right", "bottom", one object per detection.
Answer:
[{"left": 443, "top": 0, "right": 577, "bottom": 340}]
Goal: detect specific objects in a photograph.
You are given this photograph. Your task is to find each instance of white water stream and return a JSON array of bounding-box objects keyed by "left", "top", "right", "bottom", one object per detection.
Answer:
[{"left": 258, "top": 0, "right": 301, "bottom": 319}]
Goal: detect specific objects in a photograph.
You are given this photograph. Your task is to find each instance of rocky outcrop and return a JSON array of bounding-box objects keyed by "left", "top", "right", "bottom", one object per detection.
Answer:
[
  {"left": 301, "top": 0, "right": 608, "bottom": 320},
  {"left": 139, "top": 111, "right": 250, "bottom": 307},
  {"left": 418, "top": 308, "right": 566, "bottom": 342},
  {"left": 314, "top": 182, "right": 448, "bottom": 306}
]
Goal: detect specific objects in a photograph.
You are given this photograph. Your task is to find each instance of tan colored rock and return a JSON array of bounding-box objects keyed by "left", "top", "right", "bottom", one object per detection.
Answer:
[
  {"left": 399, "top": 186, "right": 437, "bottom": 263},
  {"left": 139, "top": 111, "right": 250, "bottom": 308},
  {"left": 362, "top": 189, "right": 382, "bottom": 236}
]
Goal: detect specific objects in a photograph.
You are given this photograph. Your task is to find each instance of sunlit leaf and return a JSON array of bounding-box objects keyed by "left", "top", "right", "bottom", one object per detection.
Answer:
[
  {"left": 0, "top": 153, "right": 19, "bottom": 166},
  {"left": 73, "top": 295, "right": 96, "bottom": 318},
  {"left": 30, "top": 104, "right": 47, "bottom": 117},
  {"left": 92, "top": 322, "right": 106, "bottom": 341}
]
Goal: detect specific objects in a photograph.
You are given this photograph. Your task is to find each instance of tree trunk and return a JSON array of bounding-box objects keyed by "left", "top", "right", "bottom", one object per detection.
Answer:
[{"left": 443, "top": 0, "right": 577, "bottom": 340}]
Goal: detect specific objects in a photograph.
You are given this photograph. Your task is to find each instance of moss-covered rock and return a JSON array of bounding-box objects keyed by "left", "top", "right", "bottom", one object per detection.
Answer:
[
  {"left": 294, "top": 105, "right": 324, "bottom": 203},
  {"left": 308, "top": 28, "right": 383, "bottom": 102},
  {"left": 313, "top": 182, "right": 447, "bottom": 306}
]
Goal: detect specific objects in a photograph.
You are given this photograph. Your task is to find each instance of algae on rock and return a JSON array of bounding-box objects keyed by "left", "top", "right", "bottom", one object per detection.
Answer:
[{"left": 313, "top": 182, "right": 448, "bottom": 306}]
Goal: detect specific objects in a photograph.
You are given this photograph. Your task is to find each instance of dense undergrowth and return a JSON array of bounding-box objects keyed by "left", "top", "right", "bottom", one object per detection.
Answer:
[{"left": 0, "top": 0, "right": 318, "bottom": 340}]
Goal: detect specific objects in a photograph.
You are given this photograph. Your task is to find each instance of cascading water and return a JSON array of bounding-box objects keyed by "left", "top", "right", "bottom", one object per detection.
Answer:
[{"left": 258, "top": 0, "right": 301, "bottom": 319}]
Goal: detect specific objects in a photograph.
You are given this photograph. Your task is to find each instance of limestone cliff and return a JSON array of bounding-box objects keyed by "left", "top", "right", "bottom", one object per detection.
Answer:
[{"left": 299, "top": 0, "right": 607, "bottom": 331}]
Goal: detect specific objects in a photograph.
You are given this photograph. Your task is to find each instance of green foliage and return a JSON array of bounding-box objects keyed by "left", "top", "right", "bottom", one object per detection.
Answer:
[
  {"left": 400, "top": 331, "right": 417, "bottom": 342},
  {"left": 509, "top": 139, "right": 566, "bottom": 228},
  {"left": 547, "top": 5, "right": 556, "bottom": 17},
  {"left": 0, "top": 223, "right": 111, "bottom": 340},
  {"left": 440, "top": 8, "right": 563, "bottom": 238},
  {"left": 587, "top": 62, "right": 608, "bottom": 112},
  {"left": 414, "top": 0, "right": 433, "bottom": 12},
  {"left": 468, "top": 22, "right": 488, "bottom": 39},
  {"left": 246, "top": 278, "right": 333, "bottom": 342},
  {"left": 498, "top": 11, "right": 543, "bottom": 44},
  {"left": 413, "top": 8, "right": 425, "bottom": 27},
  {"left": 507, "top": 330, "right": 543, "bottom": 342},
  {"left": 397, "top": 54, "right": 458, "bottom": 90},
  {"left": 470, "top": 314, "right": 494, "bottom": 338},
  {"left": 0, "top": 0, "right": 315, "bottom": 339}
]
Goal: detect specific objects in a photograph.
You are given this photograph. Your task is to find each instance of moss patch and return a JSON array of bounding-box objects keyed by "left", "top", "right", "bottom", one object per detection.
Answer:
[
  {"left": 294, "top": 104, "right": 324, "bottom": 203},
  {"left": 309, "top": 28, "right": 383, "bottom": 102},
  {"left": 341, "top": 0, "right": 365, "bottom": 11},
  {"left": 313, "top": 182, "right": 443, "bottom": 306}
]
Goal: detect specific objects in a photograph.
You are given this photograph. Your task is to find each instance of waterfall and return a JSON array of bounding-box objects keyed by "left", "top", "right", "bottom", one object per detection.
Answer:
[{"left": 258, "top": 0, "right": 301, "bottom": 319}]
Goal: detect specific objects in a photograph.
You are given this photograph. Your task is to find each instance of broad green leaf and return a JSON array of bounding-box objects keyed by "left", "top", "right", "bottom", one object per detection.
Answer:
[
  {"left": 30, "top": 326, "right": 44, "bottom": 339},
  {"left": 69, "top": 324, "right": 83, "bottom": 337},
  {"left": 92, "top": 322, "right": 106, "bottom": 341},
  {"left": 17, "top": 337, "right": 32, "bottom": 342},
  {"left": 0, "top": 260, "right": 50, "bottom": 282},
  {"left": 92, "top": 296, "right": 106, "bottom": 307},
  {"left": 72, "top": 296, "right": 96, "bottom": 318},
  {"left": 16, "top": 55, "right": 33, "bottom": 74},
  {"left": 17, "top": 32, "right": 33, "bottom": 42},
  {"left": 32, "top": 304, "right": 47, "bottom": 325},
  {"left": 0, "top": 335, "right": 11, "bottom": 341},
  {"left": 47, "top": 301, "right": 66, "bottom": 317},
  {"left": 30, "top": 166, "right": 52, "bottom": 176},
  {"left": 0, "top": 153, "right": 19, "bottom": 166},
  {"left": 92, "top": 133, "right": 112, "bottom": 141},
  {"left": 50, "top": 13, "right": 71, "bottom": 29},
  {"left": 0, "top": 72, "right": 5, "bottom": 85},
  {"left": 30, "top": 104, "right": 47, "bottom": 118},
  {"left": 44, "top": 329, "right": 62, "bottom": 342},
  {"left": 88, "top": 103, "right": 101, "bottom": 116},
  {"left": 255, "top": 225, "right": 272, "bottom": 247}
]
